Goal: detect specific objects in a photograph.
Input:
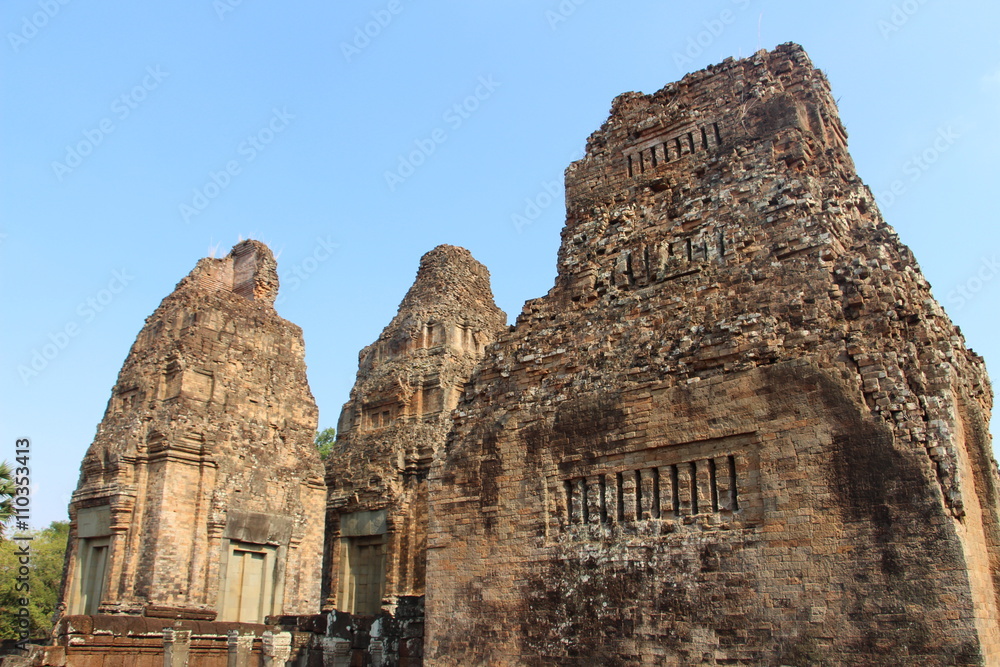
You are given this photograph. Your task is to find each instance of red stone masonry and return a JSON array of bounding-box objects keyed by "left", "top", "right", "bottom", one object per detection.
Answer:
[
  {"left": 61, "top": 240, "right": 325, "bottom": 623},
  {"left": 323, "top": 245, "right": 506, "bottom": 615},
  {"left": 426, "top": 43, "right": 999, "bottom": 666}
]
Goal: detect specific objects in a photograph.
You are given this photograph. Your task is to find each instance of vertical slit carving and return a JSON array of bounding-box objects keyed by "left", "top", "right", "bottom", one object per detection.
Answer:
[
  {"left": 652, "top": 467, "right": 661, "bottom": 519},
  {"left": 671, "top": 465, "right": 680, "bottom": 516},
  {"left": 689, "top": 461, "right": 698, "bottom": 514},
  {"left": 709, "top": 459, "right": 719, "bottom": 512},
  {"left": 728, "top": 455, "right": 739, "bottom": 511},
  {"left": 560, "top": 449, "right": 742, "bottom": 531},
  {"left": 616, "top": 472, "right": 625, "bottom": 522},
  {"left": 634, "top": 470, "right": 643, "bottom": 520},
  {"left": 564, "top": 480, "right": 574, "bottom": 523},
  {"left": 599, "top": 476, "right": 608, "bottom": 524}
]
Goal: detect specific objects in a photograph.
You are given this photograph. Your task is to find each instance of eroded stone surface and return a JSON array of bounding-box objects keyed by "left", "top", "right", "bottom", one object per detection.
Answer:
[
  {"left": 62, "top": 240, "right": 325, "bottom": 621},
  {"left": 425, "top": 44, "right": 999, "bottom": 666},
  {"left": 323, "top": 245, "right": 506, "bottom": 614},
  {"left": 53, "top": 43, "right": 1000, "bottom": 667}
]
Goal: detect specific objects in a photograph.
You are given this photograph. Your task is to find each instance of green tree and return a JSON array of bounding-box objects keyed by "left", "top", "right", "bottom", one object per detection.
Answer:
[
  {"left": 0, "top": 462, "right": 14, "bottom": 539},
  {"left": 0, "top": 521, "right": 69, "bottom": 642},
  {"left": 315, "top": 427, "right": 336, "bottom": 460}
]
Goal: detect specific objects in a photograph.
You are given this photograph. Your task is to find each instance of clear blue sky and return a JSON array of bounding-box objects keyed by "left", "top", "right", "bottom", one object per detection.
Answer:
[{"left": 2, "top": 1, "right": 998, "bottom": 528}]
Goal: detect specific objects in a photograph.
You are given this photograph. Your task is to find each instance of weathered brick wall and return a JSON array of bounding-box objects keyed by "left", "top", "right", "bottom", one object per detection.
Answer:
[
  {"left": 323, "top": 245, "right": 506, "bottom": 614},
  {"left": 425, "top": 44, "right": 999, "bottom": 665},
  {"left": 62, "top": 241, "right": 326, "bottom": 621}
]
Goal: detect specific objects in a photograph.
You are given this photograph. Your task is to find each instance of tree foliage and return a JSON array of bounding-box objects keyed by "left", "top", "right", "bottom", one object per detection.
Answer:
[
  {"left": 0, "top": 463, "right": 14, "bottom": 539},
  {"left": 0, "top": 521, "right": 69, "bottom": 642},
  {"left": 315, "top": 427, "right": 336, "bottom": 460}
]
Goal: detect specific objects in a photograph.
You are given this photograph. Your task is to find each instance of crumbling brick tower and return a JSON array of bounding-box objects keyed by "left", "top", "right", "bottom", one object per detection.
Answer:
[
  {"left": 426, "top": 44, "right": 1000, "bottom": 665},
  {"left": 323, "top": 245, "right": 506, "bottom": 616},
  {"left": 61, "top": 240, "right": 325, "bottom": 622}
]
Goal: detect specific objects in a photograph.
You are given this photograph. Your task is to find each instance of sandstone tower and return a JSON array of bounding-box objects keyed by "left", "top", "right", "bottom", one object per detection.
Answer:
[
  {"left": 323, "top": 245, "right": 506, "bottom": 617},
  {"left": 61, "top": 240, "right": 325, "bottom": 623},
  {"left": 48, "top": 44, "right": 1000, "bottom": 667},
  {"left": 425, "top": 44, "right": 999, "bottom": 665}
]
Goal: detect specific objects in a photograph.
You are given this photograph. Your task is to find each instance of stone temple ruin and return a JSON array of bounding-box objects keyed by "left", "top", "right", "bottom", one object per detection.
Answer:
[
  {"left": 59, "top": 240, "right": 325, "bottom": 625},
  {"left": 322, "top": 244, "right": 506, "bottom": 620},
  {"left": 41, "top": 43, "right": 999, "bottom": 666}
]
